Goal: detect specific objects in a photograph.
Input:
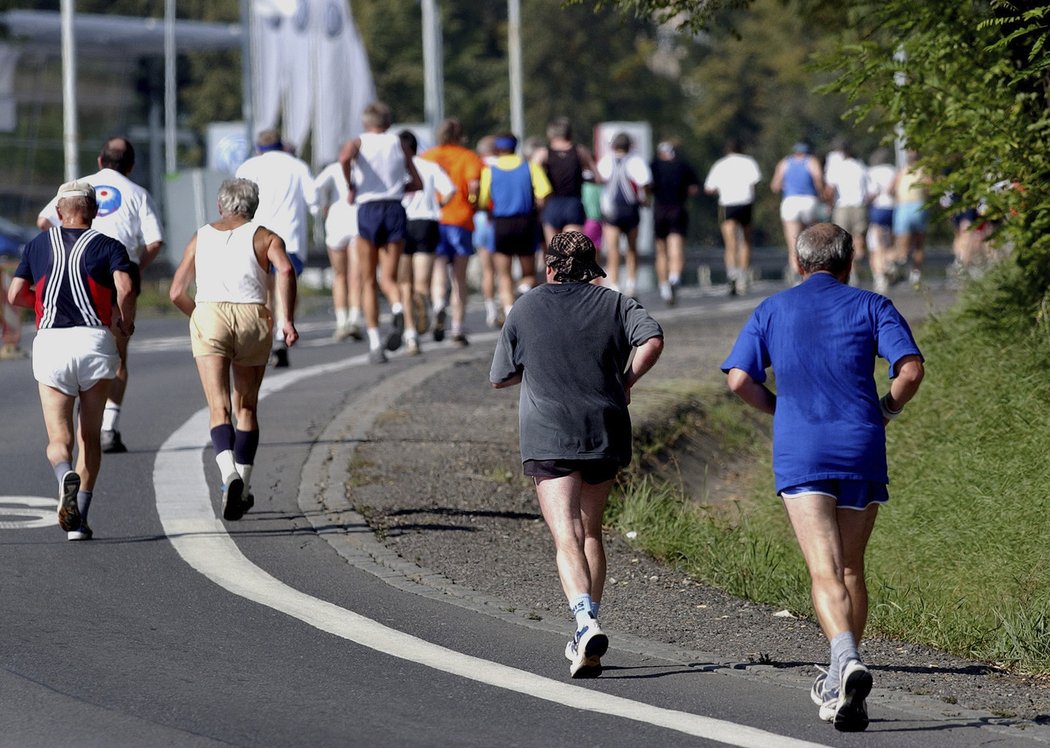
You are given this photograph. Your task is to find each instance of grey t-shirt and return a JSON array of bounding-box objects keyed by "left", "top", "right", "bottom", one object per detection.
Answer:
[{"left": 489, "top": 282, "right": 663, "bottom": 466}]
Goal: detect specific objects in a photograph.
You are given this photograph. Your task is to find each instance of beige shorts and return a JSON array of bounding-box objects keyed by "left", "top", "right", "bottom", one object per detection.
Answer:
[
  {"left": 32, "top": 326, "right": 118, "bottom": 396},
  {"left": 190, "top": 302, "right": 273, "bottom": 366},
  {"left": 833, "top": 205, "right": 868, "bottom": 237}
]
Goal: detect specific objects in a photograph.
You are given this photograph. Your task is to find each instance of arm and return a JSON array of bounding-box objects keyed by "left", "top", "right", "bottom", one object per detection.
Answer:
[
  {"left": 808, "top": 157, "right": 825, "bottom": 196},
  {"left": 7, "top": 276, "right": 34, "bottom": 308},
  {"left": 491, "top": 372, "right": 522, "bottom": 389},
  {"left": 113, "top": 270, "right": 136, "bottom": 337},
  {"left": 578, "top": 146, "right": 601, "bottom": 184},
  {"left": 726, "top": 367, "right": 776, "bottom": 415},
  {"left": 137, "top": 240, "right": 164, "bottom": 273},
  {"left": 624, "top": 335, "right": 664, "bottom": 399},
  {"left": 338, "top": 138, "right": 361, "bottom": 204},
  {"left": 881, "top": 355, "right": 924, "bottom": 423},
  {"left": 169, "top": 234, "right": 198, "bottom": 317},
  {"left": 260, "top": 228, "right": 299, "bottom": 347},
  {"left": 36, "top": 215, "right": 53, "bottom": 231},
  {"left": 770, "top": 160, "right": 784, "bottom": 194}
]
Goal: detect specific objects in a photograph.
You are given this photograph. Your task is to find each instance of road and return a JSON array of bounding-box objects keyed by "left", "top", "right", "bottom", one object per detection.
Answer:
[{"left": 0, "top": 279, "right": 1044, "bottom": 747}]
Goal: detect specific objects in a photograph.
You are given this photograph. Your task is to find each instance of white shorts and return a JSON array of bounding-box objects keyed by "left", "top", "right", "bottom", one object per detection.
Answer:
[
  {"left": 325, "top": 201, "right": 359, "bottom": 250},
  {"left": 32, "top": 326, "right": 118, "bottom": 396},
  {"left": 780, "top": 195, "right": 820, "bottom": 224}
]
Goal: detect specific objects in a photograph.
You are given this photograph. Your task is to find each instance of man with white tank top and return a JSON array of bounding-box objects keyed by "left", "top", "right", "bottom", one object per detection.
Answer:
[
  {"left": 338, "top": 102, "right": 422, "bottom": 364},
  {"left": 169, "top": 178, "right": 299, "bottom": 521}
]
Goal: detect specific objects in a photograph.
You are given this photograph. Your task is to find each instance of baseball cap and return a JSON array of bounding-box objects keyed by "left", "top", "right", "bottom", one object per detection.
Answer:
[
  {"left": 545, "top": 231, "right": 607, "bottom": 283},
  {"left": 56, "top": 180, "right": 94, "bottom": 199},
  {"left": 792, "top": 141, "right": 810, "bottom": 154}
]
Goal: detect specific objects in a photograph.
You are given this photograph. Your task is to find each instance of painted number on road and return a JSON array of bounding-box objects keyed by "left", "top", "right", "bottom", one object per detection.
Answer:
[{"left": 0, "top": 496, "right": 57, "bottom": 529}]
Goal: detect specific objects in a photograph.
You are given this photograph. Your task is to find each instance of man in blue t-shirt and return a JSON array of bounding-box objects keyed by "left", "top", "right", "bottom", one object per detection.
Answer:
[{"left": 722, "top": 222, "right": 924, "bottom": 732}]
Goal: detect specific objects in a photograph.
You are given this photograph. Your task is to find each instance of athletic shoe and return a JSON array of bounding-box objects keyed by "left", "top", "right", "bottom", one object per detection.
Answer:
[
  {"left": 101, "top": 429, "right": 128, "bottom": 454},
  {"left": 412, "top": 292, "right": 430, "bottom": 335},
  {"left": 451, "top": 332, "right": 469, "bottom": 348},
  {"left": 669, "top": 281, "right": 678, "bottom": 307},
  {"left": 386, "top": 311, "right": 404, "bottom": 351},
  {"left": 67, "top": 524, "right": 93, "bottom": 541},
  {"left": 810, "top": 666, "right": 830, "bottom": 707},
  {"left": 333, "top": 323, "right": 351, "bottom": 341},
  {"left": 405, "top": 338, "right": 421, "bottom": 356},
  {"left": 271, "top": 347, "right": 290, "bottom": 368},
  {"left": 368, "top": 348, "right": 388, "bottom": 365},
  {"left": 909, "top": 268, "right": 922, "bottom": 288},
  {"left": 485, "top": 305, "right": 499, "bottom": 329},
  {"left": 243, "top": 493, "right": 255, "bottom": 512},
  {"left": 347, "top": 323, "right": 363, "bottom": 342},
  {"left": 565, "top": 619, "right": 608, "bottom": 678},
  {"left": 829, "top": 659, "right": 872, "bottom": 732},
  {"left": 57, "top": 470, "right": 81, "bottom": 532},
  {"left": 433, "top": 308, "right": 447, "bottom": 342},
  {"left": 221, "top": 476, "right": 246, "bottom": 521}
]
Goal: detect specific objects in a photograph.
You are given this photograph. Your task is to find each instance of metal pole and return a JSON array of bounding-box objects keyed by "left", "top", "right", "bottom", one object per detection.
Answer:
[
  {"left": 164, "top": 0, "right": 177, "bottom": 173},
  {"left": 508, "top": 0, "right": 524, "bottom": 139},
  {"left": 421, "top": 0, "right": 444, "bottom": 129},
  {"left": 60, "top": 0, "right": 78, "bottom": 180},
  {"left": 241, "top": 0, "right": 255, "bottom": 145}
]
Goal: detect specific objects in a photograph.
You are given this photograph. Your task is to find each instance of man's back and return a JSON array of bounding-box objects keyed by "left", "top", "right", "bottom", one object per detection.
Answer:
[
  {"left": 423, "top": 144, "right": 483, "bottom": 230},
  {"left": 236, "top": 151, "right": 315, "bottom": 259}
]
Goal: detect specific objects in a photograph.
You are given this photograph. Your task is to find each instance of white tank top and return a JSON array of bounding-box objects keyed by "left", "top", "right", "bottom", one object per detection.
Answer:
[
  {"left": 353, "top": 131, "right": 408, "bottom": 203},
  {"left": 193, "top": 222, "right": 268, "bottom": 304}
]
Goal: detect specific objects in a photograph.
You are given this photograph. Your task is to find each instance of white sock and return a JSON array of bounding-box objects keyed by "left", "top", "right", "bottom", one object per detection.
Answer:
[
  {"left": 405, "top": 329, "right": 418, "bottom": 343},
  {"left": 432, "top": 300, "right": 446, "bottom": 314},
  {"left": 348, "top": 307, "right": 362, "bottom": 325},
  {"left": 484, "top": 298, "right": 497, "bottom": 316},
  {"left": 102, "top": 401, "right": 121, "bottom": 432},
  {"left": 570, "top": 593, "right": 595, "bottom": 628},
  {"left": 236, "top": 463, "right": 253, "bottom": 491},
  {"left": 668, "top": 272, "right": 681, "bottom": 286},
  {"left": 367, "top": 328, "right": 381, "bottom": 349},
  {"left": 391, "top": 302, "right": 403, "bottom": 315},
  {"left": 335, "top": 308, "right": 348, "bottom": 327},
  {"left": 659, "top": 282, "right": 672, "bottom": 299},
  {"left": 216, "top": 450, "right": 237, "bottom": 484}
]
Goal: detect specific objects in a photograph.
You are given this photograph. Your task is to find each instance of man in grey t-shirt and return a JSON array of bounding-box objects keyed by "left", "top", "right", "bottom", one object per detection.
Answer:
[{"left": 490, "top": 231, "right": 663, "bottom": 679}]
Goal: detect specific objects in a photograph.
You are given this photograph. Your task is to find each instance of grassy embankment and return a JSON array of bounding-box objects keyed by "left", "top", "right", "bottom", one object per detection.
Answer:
[{"left": 610, "top": 263, "right": 1050, "bottom": 673}]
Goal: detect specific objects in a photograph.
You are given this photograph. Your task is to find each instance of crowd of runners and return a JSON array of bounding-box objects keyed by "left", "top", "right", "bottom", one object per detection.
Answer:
[{"left": 8, "top": 105, "right": 935, "bottom": 735}]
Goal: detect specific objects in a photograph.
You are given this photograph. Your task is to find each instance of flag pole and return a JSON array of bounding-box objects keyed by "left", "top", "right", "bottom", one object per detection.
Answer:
[
  {"left": 241, "top": 0, "right": 255, "bottom": 145},
  {"left": 60, "top": 0, "right": 78, "bottom": 180}
]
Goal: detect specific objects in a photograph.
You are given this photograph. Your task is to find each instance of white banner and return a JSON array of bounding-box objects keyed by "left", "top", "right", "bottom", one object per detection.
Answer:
[
  {"left": 251, "top": 0, "right": 287, "bottom": 135},
  {"left": 280, "top": 0, "right": 314, "bottom": 151}
]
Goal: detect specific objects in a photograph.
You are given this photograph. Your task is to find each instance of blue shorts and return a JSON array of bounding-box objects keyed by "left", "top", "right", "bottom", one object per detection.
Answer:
[
  {"left": 893, "top": 202, "right": 928, "bottom": 235},
  {"left": 357, "top": 200, "right": 407, "bottom": 246},
  {"left": 437, "top": 224, "right": 475, "bottom": 259},
  {"left": 269, "top": 253, "right": 304, "bottom": 276},
  {"left": 779, "top": 479, "right": 888, "bottom": 511},
  {"left": 868, "top": 206, "right": 894, "bottom": 229},
  {"left": 542, "top": 196, "right": 586, "bottom": 230}
]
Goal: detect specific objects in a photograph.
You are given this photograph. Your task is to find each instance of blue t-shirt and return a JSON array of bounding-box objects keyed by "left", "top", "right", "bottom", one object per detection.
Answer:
[{"left": 721, "top": 273, "right": 923, "bottom": 491}]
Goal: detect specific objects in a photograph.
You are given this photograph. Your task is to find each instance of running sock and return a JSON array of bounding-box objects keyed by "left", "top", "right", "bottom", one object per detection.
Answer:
[
  {"left": 335, "top": 307, "right": 349, "bottom": 327},
  {"left": 391, "top": 302, "right": 403, "bottom": 316},
  {"left": 210, "top": 425, "right": 238, "bottom": 483},
  {"left": 570, "top": 593, "right": 595, "bottom": 629},
  {"left": 484, "top": 298, "right": 498, "bottom": 317},
  {"left": 54, "top": 461, "right": 73, "bottom": 483},
  {"left": 405, "top": 330, "right": 418, "bottom": 343},
  {"left": 367, "top": 327, "right": 381, "bottom": 349},
  {"left": 76, "top": 490, "right": 92, "bottom": 524},
  {"left": 668, "top": 272, "right": 681, "bottom": 286},
  {"left": 659, "top": 282, "right": 673, "bottom": 300},
  {"left": 349, "top": 307, "right": 362, "bottom": 326},
  {"left": 101, "top": 401, "right": 121, "bottom": 432},
  {"left": 234, "top": 429, "right": 259, "bottom": 490},
  {"left": 827, "top": 630, "right": 860, "bottom": 693}
]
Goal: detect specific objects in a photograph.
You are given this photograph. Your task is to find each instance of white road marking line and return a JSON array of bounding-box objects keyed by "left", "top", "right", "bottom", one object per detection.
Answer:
[{"left": 153, "top": 334, "right": 822, "bottom": 748}]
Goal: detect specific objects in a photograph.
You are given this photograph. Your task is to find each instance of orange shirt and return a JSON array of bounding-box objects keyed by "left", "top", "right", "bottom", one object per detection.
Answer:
[{"left": 422, "top": 144, "right": 484, "bottom": 231}]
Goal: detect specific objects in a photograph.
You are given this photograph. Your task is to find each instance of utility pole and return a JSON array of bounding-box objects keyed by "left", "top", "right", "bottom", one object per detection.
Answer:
[
  {"left": 508, "top": 0, "right": 524, "bottom": 139},
  {"left": 60, "top": 0, "right": 78, "bottom": 180},
  {"left": 164, "top": 0, "right": 177, "bottom": 173},
  {"left": 421, "top": 0, "right": 444, "bottom": 130},
  {"left": 241, "top": 0, "right": 255, "bottom": 145}
]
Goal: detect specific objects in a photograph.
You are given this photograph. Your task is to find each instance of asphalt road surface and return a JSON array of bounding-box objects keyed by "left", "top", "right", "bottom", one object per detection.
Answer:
[{"left": 1, "top": 278, "right": 1045, "bottom": 747}]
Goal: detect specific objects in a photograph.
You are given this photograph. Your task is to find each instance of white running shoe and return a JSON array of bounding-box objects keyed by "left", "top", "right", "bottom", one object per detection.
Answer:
[
  {"left": 565, "top": 619, "right": 608, "bottom": 678},
  {"left": 827, "top": 659, "right": 872, "bottom": 732}
]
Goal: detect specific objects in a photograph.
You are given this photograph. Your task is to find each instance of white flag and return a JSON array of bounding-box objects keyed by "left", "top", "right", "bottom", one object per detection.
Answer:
[
  {"left": 280, "top": 0, "right": 315, "bottom": 151},
  {"left": 251, "top": 0, "right": 289, "bottom": 136},
  {"left": 312, "top": 0, "right": 375, "bottom": 167}
]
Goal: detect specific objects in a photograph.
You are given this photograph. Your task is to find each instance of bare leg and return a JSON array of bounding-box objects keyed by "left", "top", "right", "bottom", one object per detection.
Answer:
[
  {"left": 194, "top": 355, "right": 233, "bottom": 429},
  {"left": 38, "top": 383, "right": 76, "bottom": 472},
  {"left": 536, "top": 473, "right": 591, "bottom": 602},
  {"left": 397, "top": 252, "right": 416, "bottom": 337},
  {"left": 602, "top": 225, "right": 621, "bottom": 289},
  {"left": 328, "top": 246, "right": 348, "bottom": 314},
  {"left": 493, "top": 252, "right": 516, "bottom": 312},
  {"left": 654, "top": 236, "right": 669, "bottom": 286},
  {"left": 75, "top": 378, "right": 111, "bottom": 491},
  {"left": 667, "top": 231, "right": 687, "bottom": 282},
  {"left": 624, "top": 228, "right": 639, "bottom": 292},
  {"left": 782, "top": 220, "right": 803, "bottom": 277},
  {"left": 231, "top": 362, "right": 266, "bottom": 432},
  {"left": 580, "top": 479, "right": 612, "bottom": 604},
  {"left": 449, "top": 255, "right": 469, "bottom": 331},
  {"left": 357, "top": 238, "right": 381, "bottom": 329}
]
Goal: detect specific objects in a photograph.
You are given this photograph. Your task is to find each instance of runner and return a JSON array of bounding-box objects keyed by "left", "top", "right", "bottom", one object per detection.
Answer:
[
  {"left": 864, "top": 148, "right": 897, "bottom": 294},
  {"left": 169, "top": 178, "right": 299, "bottom": 520},
  {"left": 12, "top": 180, "right": 137, "bottom": 541},
  {"left": 650, "top": 140, "right": 700, "bottom": 305},
  {"left": 37, "top": 137, "right": 163, "bottom": 453},
  {"left": 823, "top": 142, "right": 869, "bottom": 286},
  {"left": 531, "top": 117, "right": 598, "bottom": 244},
  {"left": 704, "top": 138, "right": 761, "bottom": 296},
  {"left": 722, "top": 222, "right": 924, "bottom": 731},
  {"left": 314, "top": 159, "right": 362, "bottom": 341},
  {"left": 892, "top": 150, "right": 931, "bottom": 288},
  {"left": 597, "top": 133, "right": 652, "bottom": 297},
  {"left": 422, "top": 118, "right": 483, "bottom": 347},
  {"left": 770, "top": 141, "right": 824, "bottom": 282},
  {"left": 490, "top": 231, "right": 663, "bottom": 679}
]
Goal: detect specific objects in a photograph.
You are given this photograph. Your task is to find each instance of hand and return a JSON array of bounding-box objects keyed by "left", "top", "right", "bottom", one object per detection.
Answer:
[{"left": 283, "top": 321, "right": 299, "bottom": 348}]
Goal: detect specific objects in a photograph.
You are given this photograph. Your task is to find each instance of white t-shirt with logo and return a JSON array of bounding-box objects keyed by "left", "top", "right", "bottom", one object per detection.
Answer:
[{"left": 39, "top": 168, "right": 164, "bottom": 264}]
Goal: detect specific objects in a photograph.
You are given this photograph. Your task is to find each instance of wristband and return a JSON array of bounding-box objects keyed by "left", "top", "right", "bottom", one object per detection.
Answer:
[{"left": 880, "top": 393, "right": 903, "bottom": 420}]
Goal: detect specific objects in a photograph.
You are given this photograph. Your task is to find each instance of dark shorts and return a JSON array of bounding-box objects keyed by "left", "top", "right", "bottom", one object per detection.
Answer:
[
  {"left": 603, "top": 205, "right": 641, "bottom": 232},
  {"left": 404, "top": 219, "right": 440, "bottom": 255},
  {"left": 654, "top": 203, "right": 689, "bottom": 238},
  {"left": 493, "top": 214, "right": 538, "bottom": 256},
  {"left": 523, "top": 458, "right": 620, "bottom": 485},
  {"left": 542, "top": 196, "right": 586, "bottom": 230},
  {"left": 779, "top": 479, "right": 888, "bottom": 511},
  {"left": 868, "top": 206, "right": 894, "bottom": 229},
  {"left": 357, "top": 200, "right": 407, "bottom": 246},
  {"left": 436, "top": 224, "right": 475, "bottom": 259},
  {"left": 721, "top": 202, "right": 753, "bottom": 228}
]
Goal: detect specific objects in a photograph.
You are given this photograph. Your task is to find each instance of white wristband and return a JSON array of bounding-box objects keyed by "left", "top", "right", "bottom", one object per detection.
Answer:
[{"left": 880, "top": 393, "right": 903, "bottom": 420}]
